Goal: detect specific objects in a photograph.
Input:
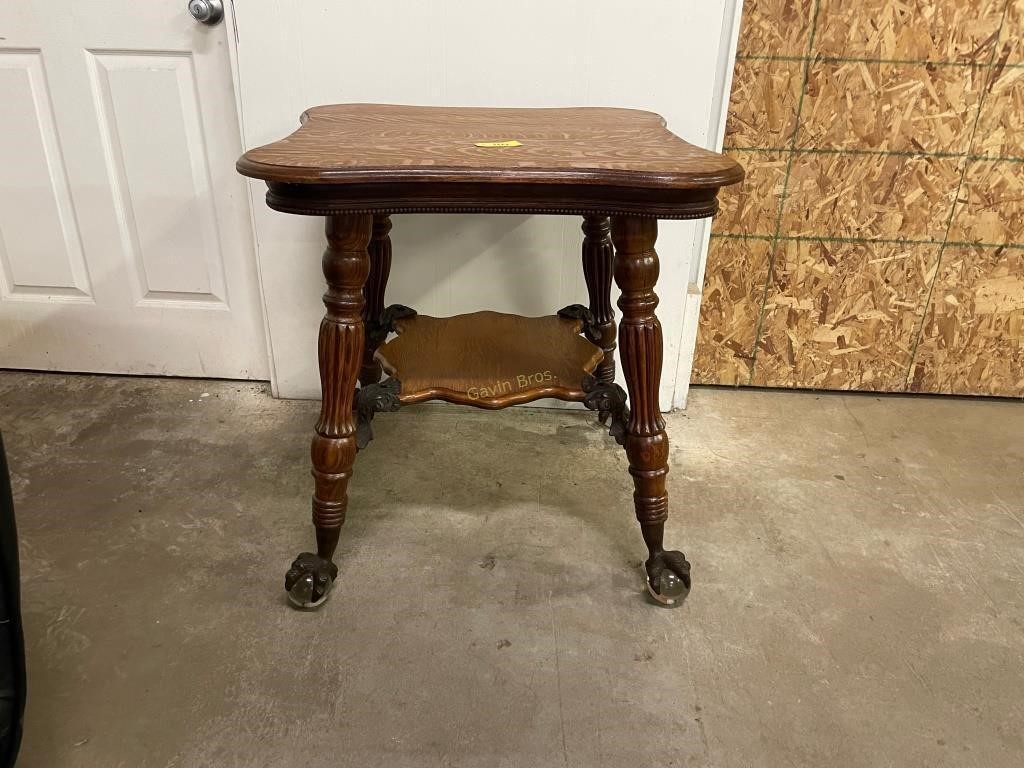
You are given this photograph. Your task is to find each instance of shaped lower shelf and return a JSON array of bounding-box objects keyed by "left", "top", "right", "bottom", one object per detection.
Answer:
[{"left": 374, "top": 310, "right": 604, "bottom": 408}]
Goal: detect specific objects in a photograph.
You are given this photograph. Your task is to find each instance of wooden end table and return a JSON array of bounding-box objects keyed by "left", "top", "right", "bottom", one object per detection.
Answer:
[{"left": 237, "top": 104, "right": 743, "bottom": 609}]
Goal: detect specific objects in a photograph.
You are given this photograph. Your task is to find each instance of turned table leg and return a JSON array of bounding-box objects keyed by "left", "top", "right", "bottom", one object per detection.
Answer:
[
  {"left": 612, "top": 216, "right": 691, "bottom": 606},
  {"left": 284, "top": 213, "right": 372, "bottom": 609},
  {"left": 582, "top": 215, "right": 616, "bottom": 383},
  {"left": 361, "top": 214, "right": 393, "bottom": 386}
]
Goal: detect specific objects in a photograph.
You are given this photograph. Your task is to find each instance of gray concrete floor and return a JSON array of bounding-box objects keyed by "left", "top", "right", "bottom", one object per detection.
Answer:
[{"left": 1, "top": 371, "right": 1023, "bottom": 767}]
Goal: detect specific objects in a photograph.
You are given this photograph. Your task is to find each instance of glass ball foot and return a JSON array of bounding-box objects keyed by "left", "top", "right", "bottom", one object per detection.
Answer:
[
  {"left": 284, "top": 552, "right": 337, "bottom": 610},
  {"left": 646, "top": 569, "right": 688, "bottom": 607},
  {"left": 644, "top": 550, "right": 691, "bottom": 608}
]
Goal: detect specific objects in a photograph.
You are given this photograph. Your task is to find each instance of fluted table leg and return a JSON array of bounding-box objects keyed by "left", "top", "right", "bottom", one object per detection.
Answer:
[
  {"left": 612, "top": 216, "right": 691, "bottom": 606},
  {"left": 582, "top": 215, "right": 616, "bottom": 383},
  {"left": 361, "top": 214, "right": 393, "bottom": 386},
  {"left": 284, "top": 213, "right": 372, "bottom": 609}
]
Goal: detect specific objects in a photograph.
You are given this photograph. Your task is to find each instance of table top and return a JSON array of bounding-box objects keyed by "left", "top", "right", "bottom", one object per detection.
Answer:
[{"left": 236, "top": 104, "right": 744, "bottom": 219}]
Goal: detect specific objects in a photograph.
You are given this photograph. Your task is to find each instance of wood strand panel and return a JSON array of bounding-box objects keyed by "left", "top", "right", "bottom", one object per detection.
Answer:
[
  {"left": 948, "top": 160, "right": 1024, "bottom": 245},
  {"left": 725, "top": 60, "right": 803, "bottom": 149},
  {"left": 974, "top": 66, "right": 1024, "bottom": 159},
  {"left": 736, "top": 0, "right": 816, "bottom": 57},
  {"left": 814, "top": 0, "right": 1006, "bottom": 62},
  {"left": 752, "top": 240, "right": 938, "bottom": 390},
  {"left": 798, "top": 60, "right": 983, "bottom": 154},
  {"left": 780, "top": 154, "right": 961, "bottom": 241},
  {"left": 1000, "top": 0, "right": 1024, "bottom": 64},
  {"left": 694, "top": 0, "right": 1024, "bottom": 397},
  {"left": 692, "top": 237, "right": 772, "bottom": 385},
  {"left": 908, "top": 246, "right": 1024, "bottom": 396},
  {"left": 715, "top": 150, "right": 789, "bottom": 236}
]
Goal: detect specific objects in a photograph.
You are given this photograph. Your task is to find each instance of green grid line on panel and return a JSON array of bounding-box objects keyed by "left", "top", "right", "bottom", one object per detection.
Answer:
[
  {"left": 711, "top": 232, "right": 1024, "bottom": 251},
  {"left": 747, "top": 0, "right": 824, "bottom": 385},
  {"left": 902, "top": 0, "right": 1015, "bottom": 390},
  {"left": 723, "top": 146, "right": 1024, "bottom": 164},
  {"left": 736, "top": 53, "right": 1011, "bottom": 68}
]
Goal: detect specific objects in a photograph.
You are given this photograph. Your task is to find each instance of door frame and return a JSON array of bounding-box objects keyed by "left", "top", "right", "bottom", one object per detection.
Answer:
[
  {"left": 224, "top": 1, "right": 280, "bottom": 394},
  {"left": 671, "top": 0, "right": 744, "bottom": 410}
]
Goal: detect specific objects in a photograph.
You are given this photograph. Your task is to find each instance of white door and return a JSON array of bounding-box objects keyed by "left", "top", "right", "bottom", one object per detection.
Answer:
[{"left": 0, "top": 1, "right": 268, "bottom": 379}]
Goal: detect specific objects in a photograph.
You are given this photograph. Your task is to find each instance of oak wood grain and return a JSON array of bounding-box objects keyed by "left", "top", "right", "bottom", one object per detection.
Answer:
[
  {"left": 374, "top": 311, "right": 604, "bottom": 408},
  {"left": 612, "top": 217, "right": 671, "bottom": 555},
  {"left": 311, "top": 214, "right": 371, "bottom": 561},
  {"left": 248, "top": 104, "right": 732, "bottom": 607},
  {"left": 263, "top": 180, "right": 723, "bottom": 219},
  {"left": 237, "top": 105, "right": 743, "bottom": 219},
  {"left": 582, "top": 215, "right": 617, "bottom": 383},
  {"left": 239, "top": 104, "right": 743, "bottom": 188},
  {"left": 360, "top": 214, "right": 392, "bottom": 386}
]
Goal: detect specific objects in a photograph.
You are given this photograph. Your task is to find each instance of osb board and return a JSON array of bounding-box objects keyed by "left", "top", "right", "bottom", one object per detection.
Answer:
[
  {"left": 752, "top": 240, "right": 939, "bottom": 390},
  {"left": 974, "top": 65, "right": 1024, "bottom": 158},
  {"left": 798, "top": 60, "right": 982, "bottom": 153},
  {"left": 736, "top": 0, "right": 815, "bottom": 57},
  {"left": 714, "top": 150, "right": 788, "bottom": 236},
  {"left": 948, "top": 160, "right": 1024, "bottom": 245},
  {"left": 997, "top": 0, "right": 1023, "bottom": 63},
  {"left": 780, "top": 154, "right": 961, "bottom": 241},
  {"left": 814, "top": 0, "right": 1005, "bottom": 61},
  {"left": 694, "top": 0, "right": 1024, "bottom": 396},
  {"left": 725, "top": 59, "right": 803, "bottom": 148},
  {"left": 692, "top": 237, "right": 772, "bottom": 385},
  {"left": 908, "top": 246, "right": 1024, "bottom": 395}
]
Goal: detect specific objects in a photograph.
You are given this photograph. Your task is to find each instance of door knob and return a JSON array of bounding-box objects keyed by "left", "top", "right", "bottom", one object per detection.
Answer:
[{"left": 188, "top": 0, "right": 224, "bottom": 25}]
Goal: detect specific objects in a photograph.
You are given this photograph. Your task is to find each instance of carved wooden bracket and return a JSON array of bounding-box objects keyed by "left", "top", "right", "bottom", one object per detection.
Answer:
[
  {"left": 581, "top": 374, "right": 629, "bottom": 446},
  {"left": 355, "top": 377, "right": 403, "bottom": 449},
  {"left": 365, "top": 304, "right": 417, "bottom": 355},
  {"left": 557, "top": 304, "right": 602, "bottom": 345}
]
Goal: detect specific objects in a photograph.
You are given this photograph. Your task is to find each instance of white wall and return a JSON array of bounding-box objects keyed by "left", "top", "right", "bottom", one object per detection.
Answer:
[{"left": 230, "top": 1, "right": 741, "bottom": 407}]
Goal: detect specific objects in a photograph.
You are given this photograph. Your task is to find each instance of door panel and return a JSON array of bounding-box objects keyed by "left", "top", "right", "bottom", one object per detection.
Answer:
[
  {"left": 0, "top": 2, "right": 268, "bottom": 379},
  {"left": 87, "top": 51, "right": 228, "bottom": 307},
  {"left": 0, "top": 50, "right": 92, "bottom": 302}
]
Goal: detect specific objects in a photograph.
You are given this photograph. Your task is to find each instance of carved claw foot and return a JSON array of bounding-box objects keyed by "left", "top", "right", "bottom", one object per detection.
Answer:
[
  {"left": 644, "top": 550, "right": 691, "bottom": 607},
  {"left": 285, "top": 552, "right": 339, "bottom": 609}
]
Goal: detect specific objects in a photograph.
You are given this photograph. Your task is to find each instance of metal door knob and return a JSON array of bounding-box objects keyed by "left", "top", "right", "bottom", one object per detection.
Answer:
[{"left": 188, "top": 0, "right": 223, "bottom": 25}]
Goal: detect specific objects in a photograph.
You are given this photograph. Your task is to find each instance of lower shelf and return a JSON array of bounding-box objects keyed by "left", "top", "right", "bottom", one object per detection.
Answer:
[{"left": 374, "top": 310, "right": 604, "bottom": 408}]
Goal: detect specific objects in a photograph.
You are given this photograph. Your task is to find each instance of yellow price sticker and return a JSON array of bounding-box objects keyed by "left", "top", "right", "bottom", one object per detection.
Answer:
[{"left": 474, "top": 140, "right": 523, "bottom": 148}]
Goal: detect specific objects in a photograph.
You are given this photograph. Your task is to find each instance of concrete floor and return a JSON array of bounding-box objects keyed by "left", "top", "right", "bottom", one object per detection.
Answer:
[{"left": 1, "top": 371, "right": 1023, "bottom": 767}]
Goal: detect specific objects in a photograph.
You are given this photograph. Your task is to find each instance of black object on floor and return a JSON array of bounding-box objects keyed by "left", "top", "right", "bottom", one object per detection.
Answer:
[{"left": 0, "top": 434, "right": 24, "bottom": 767}]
